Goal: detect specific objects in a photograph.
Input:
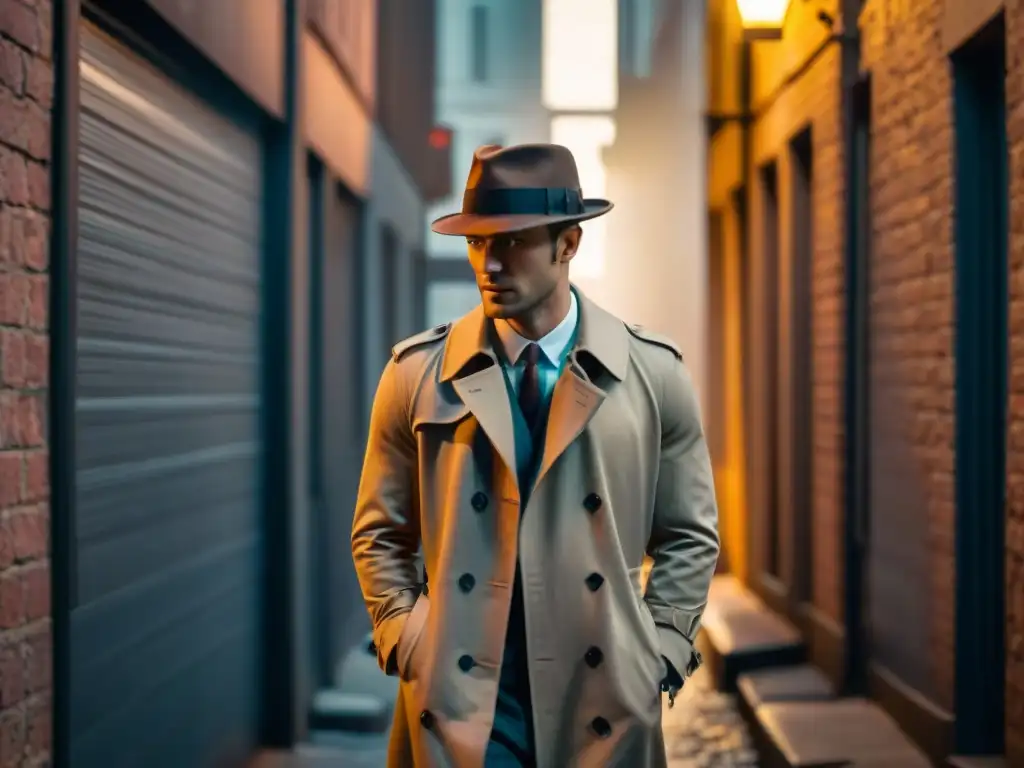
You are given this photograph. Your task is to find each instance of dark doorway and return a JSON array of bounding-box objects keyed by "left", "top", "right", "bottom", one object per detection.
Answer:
[
  {"left": 321, "top": 182, "right": 365, "bottom": 668},
  {"left": 845, "top": 76, "right": 872, "bottom": 696},
  {"left": 951, "top": 14, "right": 1007, "bottom": 755},
  {"left": 759, "top": 161, "right": 782, "bottom": 585},
  {"left": 788, "top": 128, "right": 814, "bottom": 612},
  {"left": 307, "top": 154, "right": 329, "bottom": 691}
]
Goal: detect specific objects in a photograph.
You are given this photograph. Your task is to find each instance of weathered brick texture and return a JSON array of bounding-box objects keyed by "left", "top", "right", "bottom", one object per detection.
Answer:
[
  {"left": 713, "top": 0, "right": 1023, "bottom": 756},
  {"left": 862, "top": 0, "right": 1024, "bottom": 755},
  {"left": 0, "top": 0, "right": 52, "bottom": 766},
  {"left": 858, "top": 0, "right": 957, "bottom": 715}
]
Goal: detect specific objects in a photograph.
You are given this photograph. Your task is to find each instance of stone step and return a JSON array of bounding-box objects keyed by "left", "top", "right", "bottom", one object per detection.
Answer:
[
  {"left": 947, "top": 758, "right": 1007, "bottom": 768},
  {"left": 736, "top": 664, "right": 835, "bottom": 725},
  {"left": 334, "top": 631, "right": 399, "bottom": 709},
  {"left": 698, "top": 575, "right": 805, "bottom": 692},
  {"left": 307, "top": 689, "right": 391, "bottom": 734},
  {"left": 755, "top": 697, "right": 931, "bottom": 768}
]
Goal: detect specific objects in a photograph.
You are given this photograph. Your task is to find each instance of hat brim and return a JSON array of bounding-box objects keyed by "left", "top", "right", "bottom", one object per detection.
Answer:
[{"left": 430, "top": 199, "right": 613, "bottom": 236}]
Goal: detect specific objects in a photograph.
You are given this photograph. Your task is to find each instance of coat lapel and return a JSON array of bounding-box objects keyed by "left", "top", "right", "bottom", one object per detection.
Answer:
[
  {"left": 441, "top": 304, "right": 519, "bottom": 477},
  {"left": 533, "top": 290, "right": 632, "bottom": 490},
  {"left": 533, "top": 365, "right": 606, "bottom": 490},
  {"left": 439, "top": 290, "right": 633, "bottom": 486},
  {"left": 451, "top": 366, "right": 519, "bottom": 479}
]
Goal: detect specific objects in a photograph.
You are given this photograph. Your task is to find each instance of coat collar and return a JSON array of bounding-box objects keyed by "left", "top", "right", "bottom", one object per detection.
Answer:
[{"left": 439, "top": 287, "right": 630, "bottom": 383}]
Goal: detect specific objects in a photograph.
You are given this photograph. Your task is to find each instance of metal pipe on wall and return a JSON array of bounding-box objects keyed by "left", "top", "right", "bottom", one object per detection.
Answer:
[{"left": 50, "top": 1, "right": 82, "bottom": 765}]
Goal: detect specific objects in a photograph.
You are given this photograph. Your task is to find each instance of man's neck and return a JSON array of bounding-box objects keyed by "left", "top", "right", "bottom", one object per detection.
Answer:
[{"left": 506, "top": 286, "right": 572, "bottom": 341}]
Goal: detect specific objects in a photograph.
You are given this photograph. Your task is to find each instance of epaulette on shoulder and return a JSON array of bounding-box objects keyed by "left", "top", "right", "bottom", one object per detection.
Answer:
[
  {"left": 625, "top": 323, "right": 683, "bottom": 361},
  {"left": 391, "top": 323, "right": 451, "bottom": 362}
]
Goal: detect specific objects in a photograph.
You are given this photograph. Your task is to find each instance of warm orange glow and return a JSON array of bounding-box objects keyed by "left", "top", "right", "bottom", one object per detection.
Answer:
[{"left": 719, "top": 205, "right": 750, "bottom": 582}]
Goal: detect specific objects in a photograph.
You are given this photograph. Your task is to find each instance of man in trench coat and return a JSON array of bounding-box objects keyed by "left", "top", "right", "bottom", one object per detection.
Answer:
[{"left": 351, "top": 143, "right": 720, "bottom": 767}]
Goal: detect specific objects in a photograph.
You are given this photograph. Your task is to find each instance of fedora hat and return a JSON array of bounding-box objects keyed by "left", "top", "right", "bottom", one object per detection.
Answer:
[{"left": 431, "top": 143, "right": 614, "bottom": 236}]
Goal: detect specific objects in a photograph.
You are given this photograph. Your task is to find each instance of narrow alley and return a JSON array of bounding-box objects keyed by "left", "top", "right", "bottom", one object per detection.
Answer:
[{"left": 0, "top": 0, "right": 1021, "bottom": 766}]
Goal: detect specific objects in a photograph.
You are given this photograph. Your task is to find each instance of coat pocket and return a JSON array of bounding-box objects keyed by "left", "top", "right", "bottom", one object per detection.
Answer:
[{"left": 397, "top": 593, "right": 431, "bottom": 683}]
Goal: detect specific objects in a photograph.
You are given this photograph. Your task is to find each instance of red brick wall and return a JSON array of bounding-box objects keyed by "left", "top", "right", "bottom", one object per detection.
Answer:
[
  {"left": 858, "top": 0, "right": 957, "bottom": 713},
  {"left": 0, "top": 0, "right": 52, "bottom": 765},
  {"left": 862, "top": 0, "right": 1024, "bottom": 753}
]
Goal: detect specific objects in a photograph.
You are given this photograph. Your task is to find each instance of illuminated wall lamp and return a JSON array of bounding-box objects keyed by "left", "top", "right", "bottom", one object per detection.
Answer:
[{"left": 735, "top": 0, "right": 792, "bottom": 40}]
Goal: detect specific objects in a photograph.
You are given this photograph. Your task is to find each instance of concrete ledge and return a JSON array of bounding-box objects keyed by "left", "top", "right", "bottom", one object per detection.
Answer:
[
  {"left": 755, "top": 698, "right": 932, "bottom": 768},
  {"left": 699, "top": 576, "right": 805, "bottom": 692},
  {"left": 737, "top": 664, "right": 835, "bottom": 726},
  {"left": 308, "top": 690, "right": 391, "bottom": 734}
]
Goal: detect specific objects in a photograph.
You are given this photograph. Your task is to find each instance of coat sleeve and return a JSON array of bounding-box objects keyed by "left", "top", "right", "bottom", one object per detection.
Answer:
[
  {"left": 351, "top": 358, "right": 422, "bottom": 675},
  {"left": 644, "top": 356, "right": 720, "bottom": 680}
]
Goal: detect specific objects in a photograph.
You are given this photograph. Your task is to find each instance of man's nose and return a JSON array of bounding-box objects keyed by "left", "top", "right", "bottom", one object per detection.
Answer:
[{"left": 483, "top": 247, "right": 503, "bottom": 274}]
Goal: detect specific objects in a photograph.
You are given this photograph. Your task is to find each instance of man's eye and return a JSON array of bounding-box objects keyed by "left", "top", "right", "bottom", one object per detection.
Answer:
[
  {"left": 467, "top": 238, "right": 483, "bottom": 247},
  {"left": 508, "top": 238, "right": 522, "bottom": 248}
]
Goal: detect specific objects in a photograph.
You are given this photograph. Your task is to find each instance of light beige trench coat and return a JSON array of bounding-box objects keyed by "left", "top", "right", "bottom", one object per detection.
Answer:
[{"left": 351, "top": 291, "right": 720, "bottom": 768}]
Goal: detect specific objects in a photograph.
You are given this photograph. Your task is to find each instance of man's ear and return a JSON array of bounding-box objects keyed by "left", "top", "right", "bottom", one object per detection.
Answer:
[{"left": 559, "top": 225, "right": 583, "bottom": 262}]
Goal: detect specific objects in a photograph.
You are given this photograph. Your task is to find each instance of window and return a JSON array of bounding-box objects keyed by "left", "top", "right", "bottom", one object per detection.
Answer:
[
  {"left": 788, "top": 128, "right": 813, "bottom": 608},
  {"left": 543, "top": 0, "right": 617, "bottom": 110},
  {"left": 471, "top": 5, "right": 488, "bottom": 82},
  {"left": 549, "top": 115, "right": 617, "bottom": 277}
]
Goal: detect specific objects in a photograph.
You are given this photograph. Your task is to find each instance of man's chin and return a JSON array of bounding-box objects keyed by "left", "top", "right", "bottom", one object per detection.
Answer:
[{"left": 481, "top": 292, "right": 518, "bottom": 318}]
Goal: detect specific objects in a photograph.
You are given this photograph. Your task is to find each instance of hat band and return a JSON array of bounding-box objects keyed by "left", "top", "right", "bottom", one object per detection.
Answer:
[{"left": 462, "top": 187, "right": 585, "bottom": 216}]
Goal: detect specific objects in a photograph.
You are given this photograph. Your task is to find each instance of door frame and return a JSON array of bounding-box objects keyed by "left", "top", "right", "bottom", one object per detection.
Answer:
[{"left": 950, "top": 16, "right": 1008, "bottom": 754}]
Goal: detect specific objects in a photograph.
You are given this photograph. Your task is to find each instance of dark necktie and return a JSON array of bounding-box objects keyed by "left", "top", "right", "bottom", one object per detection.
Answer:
[{"left": 517, "top": 343, "right": 543, "bottom": 434}]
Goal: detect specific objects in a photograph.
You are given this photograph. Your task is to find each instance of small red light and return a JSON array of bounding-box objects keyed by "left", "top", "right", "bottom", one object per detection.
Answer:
[{"left": 429, "top": 127, "right": 451, "bottom": 150}]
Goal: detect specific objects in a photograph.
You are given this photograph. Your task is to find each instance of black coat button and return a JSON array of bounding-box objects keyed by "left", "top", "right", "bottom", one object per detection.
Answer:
[
  {"left": 591, "top": 716, "right": 612, "bottom": 738},
  {"left": 420, "top": 709, "right": 435, "bottom": 729},
  {"left": 585, "top": 572, "right": 605, "bottom": 592},
  {"left": 471, "top": 492, "right": 488, "bottom": 512},
  {"left": 584, "top": 646, "right": 604, "bottom": 668},
  {"left": 583, "top": 493, "right": 602, "bottom": 513},
  {"left": 458, "top": 573, "right": 476, "bottom": 593},
  {"left": 458, "top": 654, "right": 475, "bottom": 672}
]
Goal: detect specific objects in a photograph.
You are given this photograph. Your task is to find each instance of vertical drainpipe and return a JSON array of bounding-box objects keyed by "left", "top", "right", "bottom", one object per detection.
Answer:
[
  {"left": 50, "top": 1, "right": 81, "bottom": 766},
  {"left": 839, "top": 0, "right": 865, "bottom": 696}
]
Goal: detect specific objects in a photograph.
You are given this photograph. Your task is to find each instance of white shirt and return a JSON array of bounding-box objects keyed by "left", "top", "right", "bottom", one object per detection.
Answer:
[{"left": 493, "top": 291, "right": 578, "bottom": 398}]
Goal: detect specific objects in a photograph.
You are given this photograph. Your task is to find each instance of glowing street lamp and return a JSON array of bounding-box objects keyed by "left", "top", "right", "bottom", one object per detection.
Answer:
[{"left": 735, "top": 0, "right": 791, "bottom": 39}]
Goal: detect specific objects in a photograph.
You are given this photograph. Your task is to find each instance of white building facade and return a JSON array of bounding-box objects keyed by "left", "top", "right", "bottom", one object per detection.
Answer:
[{"left": 423, "top": 0, "right": 550, "bottom": 325}]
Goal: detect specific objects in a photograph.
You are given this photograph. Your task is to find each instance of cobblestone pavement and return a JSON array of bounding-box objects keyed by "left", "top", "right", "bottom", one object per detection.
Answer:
[
  {"left": 280, "top": 635, "right": 760, "bottom": 767},
  {"left": 284, "top": 672, "right": 759, "bottom": 768},
  {"left": 663, "top": 666, "right": 759, "bottom": 768}
]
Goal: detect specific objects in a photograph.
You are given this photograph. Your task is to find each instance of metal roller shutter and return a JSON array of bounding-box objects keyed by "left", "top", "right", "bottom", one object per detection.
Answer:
[{"left": 71, "top": 25, "right": 264, "bottom": 767}]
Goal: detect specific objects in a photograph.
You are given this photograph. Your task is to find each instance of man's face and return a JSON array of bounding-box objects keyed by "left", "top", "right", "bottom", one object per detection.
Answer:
[{"left": 467, "top": 225, "right": 580, "bottom": 319}]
